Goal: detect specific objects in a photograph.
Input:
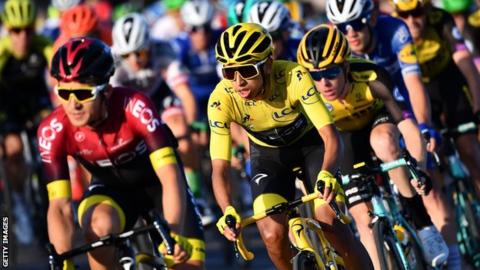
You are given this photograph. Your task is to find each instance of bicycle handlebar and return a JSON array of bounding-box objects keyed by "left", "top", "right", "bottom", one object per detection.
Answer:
[
  {"left": 47, "top": 210, "right": 176, "bottom": 269},
  {"left": 226, "top": 192, "right": 351, "bottom": 261}
]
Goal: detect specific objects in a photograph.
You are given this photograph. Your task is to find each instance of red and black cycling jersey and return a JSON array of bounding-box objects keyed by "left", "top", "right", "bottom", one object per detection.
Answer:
[{"left": 37, "top": 87, "right": 175, "bottom": 188}]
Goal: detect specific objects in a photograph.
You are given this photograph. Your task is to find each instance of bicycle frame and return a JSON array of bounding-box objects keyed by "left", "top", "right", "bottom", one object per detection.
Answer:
[
  {"left": 342, "top": 154, "right": 429, "bottom": 270},
  {"left": 227, "top": 192, "right": 350, "bottom": 269}
]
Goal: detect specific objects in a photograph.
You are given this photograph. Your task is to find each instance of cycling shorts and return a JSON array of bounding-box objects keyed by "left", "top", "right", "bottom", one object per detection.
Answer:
[
  {"left": 248, "top": 128, "right": 325, "bottom": 213},
  {"left": 339, "top": 110, "right": 394, "bottom": 208},
  {"left": 425, "top": 63, "right": 477, "bottom": 136},
  {"left": 77, "top": 180, "right": 204, "bottom": 242}
]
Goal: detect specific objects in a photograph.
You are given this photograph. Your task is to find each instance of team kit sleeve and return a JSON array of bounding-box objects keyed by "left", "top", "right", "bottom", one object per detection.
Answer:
[
  {"left": 207, "top": 85, "right": 233, "bottom": 161},
  {"left": 391, "top": 20, "right": 422, "bottom": 76},
  {"left": 36, "top": 115, "right": 71, "bottom": 200},
  {"left": 125, "top": 91, "right": 178, "bottom": 170},
  {"left": 289, "top": 65, "right": 333, "bottom": 129}
]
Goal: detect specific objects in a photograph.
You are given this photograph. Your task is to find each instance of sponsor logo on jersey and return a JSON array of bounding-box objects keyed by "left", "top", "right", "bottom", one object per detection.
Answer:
[
  {"left": 96, "top": 140, "right": 147, "bottom": 167},
  {"left": 210, "top": 100, "right": 221, "bottom": 110},
  {"left": 128, "top": 99, "right": 161, "bottom": 132},
  {"left": 242, "top": 114, "right": 252, "bottom": 123},
  {"left": 325, "top": 103, "right": 334, "bottom": 112},
  {"left": 74, "top": 131, "right": 85, "bottom": 143},
  {"left": 272, "top": 107, "right": 296, "bottom": 121},
  {"left": 296, "top": 70, "right": 303, "bottom": 81},
  {"left": 38, "top": 118, "right": 63, "bottom": 163},
  {"left": 209, "top": 120, "right": 229, "bottom": 129},
  {"left": 301, "top": 86, "right": 321, "bottom": 104},
  {"left": 398, "top": 44, "right": 418, "bottom": 64},
  {"left": 245, "top": 100, "right": 256, "bottom": 106}
]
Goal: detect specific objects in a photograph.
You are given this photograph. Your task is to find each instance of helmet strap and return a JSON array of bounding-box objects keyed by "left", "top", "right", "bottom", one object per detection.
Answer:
[{"left": 88, "top": 89, "right": 109, "bottom": 128}]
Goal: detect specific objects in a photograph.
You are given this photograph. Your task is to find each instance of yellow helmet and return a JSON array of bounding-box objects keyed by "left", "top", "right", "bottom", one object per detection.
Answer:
[
  {"left": 2, "top": 0, "right": 36, "bottom": 28},
  {"left": 392, "top": 0, "right": 427, "bottom": 12},
  {"left": 215, "top": 23, "right": 273, "bottom": 66},
  {"left": 297, "top": 24, "right": 350, "bottom": 70}
]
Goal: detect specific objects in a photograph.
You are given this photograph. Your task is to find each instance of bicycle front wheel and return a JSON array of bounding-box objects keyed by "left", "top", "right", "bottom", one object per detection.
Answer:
[
  {"left": 373, "top": 220, "right": 406, "bottom": 270},
  {"left": 293, "top": 250, "right": 321, "bottom": 270}
]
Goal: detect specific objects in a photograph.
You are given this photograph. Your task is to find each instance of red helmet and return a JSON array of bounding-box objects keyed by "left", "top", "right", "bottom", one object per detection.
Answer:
[
  {"left": 60, "top": 4, "right": 98, "bottom": 37},
  {"left": 50, "top": 37, "right": 115, "bottom": 85}
]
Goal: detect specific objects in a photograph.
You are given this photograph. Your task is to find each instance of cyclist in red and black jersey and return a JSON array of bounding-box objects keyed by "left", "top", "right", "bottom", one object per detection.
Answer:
[{"left": 38, "top": 37, "right": 204, "bottom": 270}]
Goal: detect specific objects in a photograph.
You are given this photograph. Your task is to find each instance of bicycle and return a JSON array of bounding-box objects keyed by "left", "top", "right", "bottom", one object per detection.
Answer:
[
  {"left": 225, "top": 191, "right": 350, "bottom": 270},
  {"left": 439, "top": 122, "right": 480, "bottom": 267},
  {"left": 46, "top": 210, "right": 177, "bottom": 270},
  {"left": 341, "top": 152, "right": 432, "bottom": 270}
]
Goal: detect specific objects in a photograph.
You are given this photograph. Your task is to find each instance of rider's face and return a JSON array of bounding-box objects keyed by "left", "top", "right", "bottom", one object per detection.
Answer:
[
  {"left": 343, "top": 23, "right": 371, "bottom": 54},
  {"left": 8, "top": 26, "right": 33, "bottom": 57},
  {"left": 311, "top": 65, "right": 346, "bottom": 101},
  {"left": 122, "top": 49, "right": 149, "bottom": 72},
  {"left": 228, "top": 58, "right": 271, "bottom": 99},
  {"left": 57, "top": 81, "right": 106, "bottom": 127},
  {"left": 398, "top": 9, "right": 426, "bottom": 41}
]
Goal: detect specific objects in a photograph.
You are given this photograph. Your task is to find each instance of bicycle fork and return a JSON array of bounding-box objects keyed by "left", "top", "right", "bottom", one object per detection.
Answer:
[{"left": 289, "top": 217, "right": 341, "bottom": 269}]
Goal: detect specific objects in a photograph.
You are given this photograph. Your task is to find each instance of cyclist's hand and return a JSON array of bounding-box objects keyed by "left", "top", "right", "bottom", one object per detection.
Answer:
[
  {"left": 216, "top": 205, "right": 241, "bottom": 241},
  {"left": 160, "top": 233, "right": 193, "bottom": 265},
  {"left": 418, "top": 123, "right": 441, "bottom": 152},
  {"left": 63, "top": 258, "right": 75, "bottom": 270},
  {"left": 410, "top": 169, "right": 433, "bottom": 196},
  {"left": 316, "top": 170, "right": 344, "bottom": 203}
]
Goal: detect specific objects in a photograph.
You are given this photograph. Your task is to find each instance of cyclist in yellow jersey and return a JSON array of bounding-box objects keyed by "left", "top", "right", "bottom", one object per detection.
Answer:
[
  {"left": 297, "top": 24, "right": 449, "bottom": 268},
  {"left": 210, "top": 23, "right": 373, "bottom": 270},
  {"left": 0, "top": 0, "right": 53, "bottom": 245},
  {"left": 393, "top": 0, "right": 480, "bottom": 190}
]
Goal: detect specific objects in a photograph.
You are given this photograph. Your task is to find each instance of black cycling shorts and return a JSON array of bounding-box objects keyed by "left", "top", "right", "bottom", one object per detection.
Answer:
[
  {"left": 248, "top": 128, "right": 325, "bottom": 206},
  {"left": 425, "top": 63, "right": 477, "bottom": 135},
  {"left": 79, "top": 179, "right": 204, "bottom": 240},
  {"left": 339, "top": 110, "right": 393, "bottom": 208}
]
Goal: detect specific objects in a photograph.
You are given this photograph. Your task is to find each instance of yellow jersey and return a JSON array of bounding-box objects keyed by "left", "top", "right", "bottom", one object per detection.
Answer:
[
  {"left": 208, "top": 60, "right": 333, "bottom": 161},
  {"left": 321, "top": 58, "right": 394, "bottom": 132}
]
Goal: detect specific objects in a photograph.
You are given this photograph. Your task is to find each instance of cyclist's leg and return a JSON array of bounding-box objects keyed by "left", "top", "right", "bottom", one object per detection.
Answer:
[
  {"left": 455, "top": 134, "right": 480, "bottom": 196},
  {"left": 3, "top": 132, "right": 27, "bottom": 193},
  {"left": 77, "top": 184, "right": 130, "bottom": 270},
  {"left": 337, "top": 127, "right": 380, "bottom": 268},
  {"left": 302, "top": 131, "right": 374, "bottom": 270},
  {"left": 249, "top": 144, "right": 297, "bottom": 270},
  {"left": 371, "top": 121, "right": 448, "bottom": 265}
]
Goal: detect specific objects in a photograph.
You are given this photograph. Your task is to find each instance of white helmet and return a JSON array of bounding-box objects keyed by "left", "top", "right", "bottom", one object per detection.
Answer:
[
  {"left": 51, "top": 0, "right": 81, "bottom": 11},
  {"left": 180, "top": 0, "right": 215, "bottom": 27},
  {"left": 112, "top": 13, "right": 150, "bottom": 55},
  {"left": 326, "top": 0, "right": 374, "bottom": 24},
  {"left": 248, "top": 0, "right": 291, "bottom": 33}
]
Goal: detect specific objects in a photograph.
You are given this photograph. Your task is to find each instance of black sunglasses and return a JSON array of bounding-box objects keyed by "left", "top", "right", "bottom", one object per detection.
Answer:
[
  {"left": 222, "top": 58, "right": 268, "bottom": 81},
  {"left": 9, "top": 27, "right": 34, "bottom": 35},
  {"left": 187, "top": 24, "right": 211, "bottom": 33},
  {"left": 397, "top": 7, "right": 425, "bottom": 19},
  {"left": 309, "top": 66, "right": 343, "bottom": 81},
  {"left": 337, "top": 16, "right": 369, "bottom": 34}
]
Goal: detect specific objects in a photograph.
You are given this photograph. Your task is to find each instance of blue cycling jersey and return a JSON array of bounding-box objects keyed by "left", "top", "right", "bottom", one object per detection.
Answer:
[
  {"left": 172, "top": 31, "right": 222, "bottom": 120},
  {"left": 352, "top": 15, "right": 422, "bottom": 110}
]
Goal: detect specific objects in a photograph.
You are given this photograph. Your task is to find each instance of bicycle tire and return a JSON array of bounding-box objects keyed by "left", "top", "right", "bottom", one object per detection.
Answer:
[
  {"left": 292, "top": 250, "right": 321, "bottom": 270},
  {"left": 372, "top": 220, "right": 406, "bottom": 270}
]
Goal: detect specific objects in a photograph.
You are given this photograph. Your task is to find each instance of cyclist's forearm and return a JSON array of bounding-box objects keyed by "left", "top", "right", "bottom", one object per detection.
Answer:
[
  {"left": 318, "top": 125, "right": 342, "bottom": 173},
  {"left": 173, "top": 83, "right": 197, "bottom": 124},
  {"left": 47, "top": 202, "right": 75, "bottom": 254},
  {"left": 453, "top": 50, "right": 480, "bottom": 112},
  {"left": 398, "top": 119, "right": 427, "bottom": 167},
  {"left": 404, "top": 74, "right": 431, "bottom": 124},
  {"left": 211, "top": 159, "right": 233, "bottom": 212},
  {"left": 157, "top": 164, "right": 186, "bottom": 231}
]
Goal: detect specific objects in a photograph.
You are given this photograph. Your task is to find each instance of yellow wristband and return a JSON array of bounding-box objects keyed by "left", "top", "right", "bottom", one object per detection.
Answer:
[
  {"left": 46, "top": 180, "right": 72, "bottom": 200},
  {"left": 149, "top": 146, "right": 177, "bottom": 171}
]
